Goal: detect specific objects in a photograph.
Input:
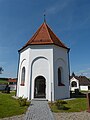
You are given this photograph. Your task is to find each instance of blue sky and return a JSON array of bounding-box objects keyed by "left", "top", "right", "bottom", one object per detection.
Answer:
[{"left": 0, "top": 0, "right": 90, "bottom": 78}]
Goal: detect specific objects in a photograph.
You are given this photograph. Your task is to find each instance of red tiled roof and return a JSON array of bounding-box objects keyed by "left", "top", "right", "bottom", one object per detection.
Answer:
[
  {"left": 8, "top": 78, "right": 17, "bottom": 82},
  {"left": 19, "top": 22, "right": 69, "bottom": 51}
]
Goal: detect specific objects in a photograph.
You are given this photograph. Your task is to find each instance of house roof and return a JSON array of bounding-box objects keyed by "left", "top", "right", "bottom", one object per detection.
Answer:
[
  {"left": 8, "top": 78, "right": 17, "bottom": 83},
  {"left": 19, "top": 22, "right": 69, "bottom": 51},
  {"left": 70, "top": 75, "right": 90, "bottom": 86}
]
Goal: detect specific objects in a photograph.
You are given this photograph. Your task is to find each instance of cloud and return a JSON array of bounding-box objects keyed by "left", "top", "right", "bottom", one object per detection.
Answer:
[
  {"left": 46, "top": 1, "right": 70, "bottom": 15},
  {"left": 0, "top": 61, "right": 7, "bottom": 65},
  {"left": 75, "top": 68, "right": 90, "bottom": 77},
  {"left": 82, "top": 15, "right": 90, "bottom": 25}
]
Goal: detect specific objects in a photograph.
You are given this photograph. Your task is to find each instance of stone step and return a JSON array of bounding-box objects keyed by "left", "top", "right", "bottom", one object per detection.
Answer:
[{"left": 32, "top": 98, "right": 48, "bottom": 101}]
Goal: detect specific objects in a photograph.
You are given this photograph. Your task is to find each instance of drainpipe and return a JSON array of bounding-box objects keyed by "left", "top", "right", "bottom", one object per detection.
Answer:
[
  {"left": 67, "top": 49, "right": 70, "bottom": 83},
  {"left": 15, "top": 51, "right": 20, "bottom": 96},
  {"left": 51, "top": 82, "right": 52, "bottom": 103},
  {"left": 67, "top": 48, "right": 70, "bottom": 97}
]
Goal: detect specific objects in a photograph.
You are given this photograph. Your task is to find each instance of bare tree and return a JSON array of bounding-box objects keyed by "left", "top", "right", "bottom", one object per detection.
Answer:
[{"left": 0, "top": 67, "right": 4, "bottom": 74}]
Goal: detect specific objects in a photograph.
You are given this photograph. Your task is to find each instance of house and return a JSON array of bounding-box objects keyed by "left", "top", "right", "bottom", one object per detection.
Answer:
[
  {"left": 0, "top": 78, "right": 17, "bottom": 91},
  {"left": 70, "top": 74, "right": 90, "bottom": 91},
  {"left": 0, "top": 78, "right": 9, "bottom": 91},
  {"left": 8, "top": 78, "right": 17, "bottom": 91},
  {"left": 16, "top": 21, "right": 70, "bottom": 101}
]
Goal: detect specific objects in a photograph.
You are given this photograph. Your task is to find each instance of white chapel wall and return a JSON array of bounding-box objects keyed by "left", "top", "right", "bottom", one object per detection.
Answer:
[
  {"left": 17, "top": 47, "right": 30, "bottom": 98},
  {"left": 28, "top": 45, "right": 54, "bottom": 101},
  {"left": 53, "top": 45, "right": 70, "bottom": 100},
  {"left": 17, "top": 45, "right": 70, "bottom": 101}
]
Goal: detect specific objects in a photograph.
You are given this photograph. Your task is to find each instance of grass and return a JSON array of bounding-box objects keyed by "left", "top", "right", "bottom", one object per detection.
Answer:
[
  {"left": 0, "top": 79, "right": 8, "bottom": 84},
  {"left": 0, "top": 92, "right": 30, "bottom": 118},
  {"left": 49, "top": 98, "right": 88, "bottom": 113}
]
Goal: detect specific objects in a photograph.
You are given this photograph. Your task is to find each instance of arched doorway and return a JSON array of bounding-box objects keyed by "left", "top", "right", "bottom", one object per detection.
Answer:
[{"left": 34, "top": 76, "right": 46, "bottom": 98}]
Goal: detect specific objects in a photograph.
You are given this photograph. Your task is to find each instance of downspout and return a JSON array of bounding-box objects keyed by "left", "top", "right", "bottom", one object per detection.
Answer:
[
  {"left": 15, "top": 51, "right": 20, "bottom": 96},
  {"left": 67, "top": 48, "right": 70, "bottom": 92},
  {"left": 52, "top": 45, "right": 55, "bottom": 101}
]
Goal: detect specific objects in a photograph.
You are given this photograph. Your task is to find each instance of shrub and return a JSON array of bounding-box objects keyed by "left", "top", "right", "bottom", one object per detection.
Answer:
[
  {"left": 18, "top": 96, "right": 28, "bottom": 106},
  {"left": 26, "top": 101, "right": 31, "bottom": 106},
  {"left": 55, "top": 100, "right": 67, "bottom": 110}
]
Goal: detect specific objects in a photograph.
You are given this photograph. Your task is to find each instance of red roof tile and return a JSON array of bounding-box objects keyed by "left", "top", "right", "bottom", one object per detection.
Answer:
[
  {"left": 19, "top": 22, "right": 69, "bottom": 51},
  {"left": 8, "top": 78, "right": 17, "bottom": 82}
]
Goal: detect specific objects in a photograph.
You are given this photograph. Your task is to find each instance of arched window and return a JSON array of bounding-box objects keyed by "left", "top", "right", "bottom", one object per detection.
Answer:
[
  {"left": 58, "top": 68, "right": 61, "bottom": 85},
  {"left": 58, "top": 67, "right": 64, "bottom": 86},
  {"left": 71, "top": 81, "right": 77, "bottom": 87},
  {"left": 21, "top": 67, "right": 25, "bottom": 86}
]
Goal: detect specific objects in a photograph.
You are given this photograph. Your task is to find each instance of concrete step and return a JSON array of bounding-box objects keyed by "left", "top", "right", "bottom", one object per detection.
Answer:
[{"left": 32, "top": 98, "right": 48, "bottom": 101}]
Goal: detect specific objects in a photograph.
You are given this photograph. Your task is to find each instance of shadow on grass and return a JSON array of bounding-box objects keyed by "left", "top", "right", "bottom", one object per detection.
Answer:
[
  {"left": 49, "top": 103, "right": 70, "bottom": 112},
  {"left": 60, "top": 106, "right": 70, "bottom": 110},
  {"left": 70, "top": 92, "right": 86, "bottom": 98}
]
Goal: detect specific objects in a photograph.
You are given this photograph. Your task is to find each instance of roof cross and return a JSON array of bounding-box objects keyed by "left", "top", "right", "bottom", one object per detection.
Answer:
[{"left": 44, "top": 10, "right": 46, "bottom": 23}]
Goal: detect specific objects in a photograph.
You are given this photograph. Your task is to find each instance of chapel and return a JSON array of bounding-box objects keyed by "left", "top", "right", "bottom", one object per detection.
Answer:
[{"left": 16, "top": 21, "right": 70, "bottom": 101}]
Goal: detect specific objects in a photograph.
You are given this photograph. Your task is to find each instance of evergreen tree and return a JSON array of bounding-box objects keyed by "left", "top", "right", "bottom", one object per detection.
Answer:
[
  {"left": 72, "top": 72, "right": 75, "bottom": 76},
  {"left": 0, "top": 67, "right": 4, "bottom": 74}
]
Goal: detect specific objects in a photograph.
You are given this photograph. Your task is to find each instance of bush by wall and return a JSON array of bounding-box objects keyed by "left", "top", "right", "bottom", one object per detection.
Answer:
[
  {"left": 18, "top": 96, "right": 30, "bottom": 107},
  {"left": 55, "top": 100, "right": 67, "bottom": 110}
]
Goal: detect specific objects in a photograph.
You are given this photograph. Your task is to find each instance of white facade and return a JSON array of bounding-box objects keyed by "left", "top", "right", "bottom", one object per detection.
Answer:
[
  {"left": 70, "top": 77, "right": 89, "bottom": 91},
  {"left": 80, "top": 86, "right": 88, "bottom": 91},
  {"left": 9, "top": 85, "right": 16, "bottom": 91},
  {"left": 17, "top": 45, "right": 70, "bottom": 101},
  {"left": 70, "top": 77, "right": 79, "bottom": 91},
  {"left": 53, "top": 45, "right": 70, "bottom": 100}
]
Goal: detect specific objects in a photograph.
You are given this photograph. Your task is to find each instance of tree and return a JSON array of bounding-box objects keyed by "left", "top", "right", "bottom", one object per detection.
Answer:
[
  {"left": 0, "top": 67, "right": 4, "bottom": 74},
  {"left": 72, "top": 72, "right": 75, "bottom": 76}
]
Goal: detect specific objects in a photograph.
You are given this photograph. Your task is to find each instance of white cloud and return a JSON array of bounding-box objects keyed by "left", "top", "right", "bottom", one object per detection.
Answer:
[
  {"left": 75, "top": 68, "right": 90, "bottom": 77},
  {"left": 0, "top": 61, "right": 7, "bottom": 65},
  {"left": 46, "top": 0, "right": 71, "bottom": 15}
]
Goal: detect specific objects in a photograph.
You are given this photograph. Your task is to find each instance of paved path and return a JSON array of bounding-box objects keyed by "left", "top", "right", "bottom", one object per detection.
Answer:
[{"left": 25, "top": 100, "right": 55, "bottom": 120}]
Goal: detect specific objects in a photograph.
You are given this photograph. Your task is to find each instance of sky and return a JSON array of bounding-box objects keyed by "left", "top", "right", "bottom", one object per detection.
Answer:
[{"left": 0, "top": 0, "right": 90, "bottom": 78}]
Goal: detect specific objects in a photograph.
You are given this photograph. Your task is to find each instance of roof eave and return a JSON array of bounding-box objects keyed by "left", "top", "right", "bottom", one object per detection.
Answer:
[{"left": 18, "top": 43, "right": 70, "bottom": 52}]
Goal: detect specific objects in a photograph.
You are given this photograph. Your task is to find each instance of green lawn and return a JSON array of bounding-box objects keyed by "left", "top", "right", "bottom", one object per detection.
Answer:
[
  {"left": 0, "top": 79, "right": 8, "bottom": 84},
  {"left": 50, "top": 98, "right": 88, "bottom": 112},
  {"left": 0, "top": 92, "right": 29, "bottom": 118}
]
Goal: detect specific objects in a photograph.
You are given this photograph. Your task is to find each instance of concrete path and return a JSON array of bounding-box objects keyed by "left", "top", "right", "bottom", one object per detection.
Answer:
[{"left": 25, "top": 100, "right": 55, "bottom": 120}]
